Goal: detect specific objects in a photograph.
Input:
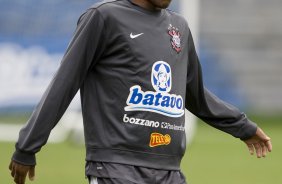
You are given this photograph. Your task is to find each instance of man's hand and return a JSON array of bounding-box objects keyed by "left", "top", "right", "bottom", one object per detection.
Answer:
[
  {"left": 243, "top": 127, "right": 272, "bottom": 158},
  {"left": 9, "top": 160, "right": 35, "bottom": 184}
]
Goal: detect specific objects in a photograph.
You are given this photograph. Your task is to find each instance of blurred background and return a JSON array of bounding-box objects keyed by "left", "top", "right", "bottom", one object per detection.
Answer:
[{"left": 0, "top": 0, "right": 281, "bottom": 183}]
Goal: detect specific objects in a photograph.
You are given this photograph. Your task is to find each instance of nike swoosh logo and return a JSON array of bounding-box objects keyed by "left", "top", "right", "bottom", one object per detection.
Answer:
[{"left": 130, "top": 32, "right": 144, "bottom": 39}]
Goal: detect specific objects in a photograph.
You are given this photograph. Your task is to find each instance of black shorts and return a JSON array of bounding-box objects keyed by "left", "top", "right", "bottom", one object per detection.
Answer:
[{"left": 87, "top": 162, "right": 187, "bottom": 184}]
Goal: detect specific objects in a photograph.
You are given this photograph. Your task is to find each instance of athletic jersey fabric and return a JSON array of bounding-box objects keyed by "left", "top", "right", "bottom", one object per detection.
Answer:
[{"left": 12, "top": 0, "right": 257, "bottom": 170}]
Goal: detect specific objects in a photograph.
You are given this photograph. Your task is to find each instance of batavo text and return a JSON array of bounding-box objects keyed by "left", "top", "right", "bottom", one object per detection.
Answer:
[
  {"left": 124, "top": 85, "right": 184, "bottom": 118},
  {"left": 123, "top": 114, "right": 185, "bottom": 131}
]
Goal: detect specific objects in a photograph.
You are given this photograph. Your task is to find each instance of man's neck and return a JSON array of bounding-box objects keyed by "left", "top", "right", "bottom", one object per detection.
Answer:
[{"left": 131, "top": 0, "right": 160, "bottom": 11}]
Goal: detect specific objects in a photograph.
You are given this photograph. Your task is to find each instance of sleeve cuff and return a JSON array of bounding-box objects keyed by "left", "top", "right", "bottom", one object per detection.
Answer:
[
  {"left": 12, "top": 150, "right": 36, "bottom": 166},
  {"left": 239, "top": 119, "right": 257, "bottom": 140}
]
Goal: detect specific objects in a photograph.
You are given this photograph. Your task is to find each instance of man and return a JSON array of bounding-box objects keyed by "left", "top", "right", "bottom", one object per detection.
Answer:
[{"left": 9, "top": 0, "right": 272, "bottom": 184}]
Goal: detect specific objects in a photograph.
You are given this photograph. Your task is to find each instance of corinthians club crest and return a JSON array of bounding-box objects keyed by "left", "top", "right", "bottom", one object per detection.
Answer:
[{"left": 168, "top": 24, "right": 181, "bottom": 53}]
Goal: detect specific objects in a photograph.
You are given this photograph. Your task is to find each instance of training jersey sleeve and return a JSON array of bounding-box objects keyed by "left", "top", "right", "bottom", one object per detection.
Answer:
[
  {"left": 185, "top": 29, "right": 257, "bottom": 140},
  {"left": 12, "top": 8, "right": 106, "bottom": 165}
]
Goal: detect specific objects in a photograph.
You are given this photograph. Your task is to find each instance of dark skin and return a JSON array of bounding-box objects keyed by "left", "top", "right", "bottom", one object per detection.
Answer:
[
  {"left": 9, "top": 162, "right": 35, "bottom": 184},
  {"left": 9, "top": 0, "right": 272, "bottom": 183},
  {"left": 131, "top": 0, "right": 172, "bottom": 11}
]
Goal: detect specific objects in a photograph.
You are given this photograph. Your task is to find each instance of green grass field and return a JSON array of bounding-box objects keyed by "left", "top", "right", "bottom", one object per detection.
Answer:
[{"left": 1, "top": 114, "right": 281, "bottom": 184}]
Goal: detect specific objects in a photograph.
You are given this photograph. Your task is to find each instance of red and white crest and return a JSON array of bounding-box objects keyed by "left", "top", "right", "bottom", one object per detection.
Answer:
[{"left": 168, "top": 24, "right": 181, "bottom": 53}]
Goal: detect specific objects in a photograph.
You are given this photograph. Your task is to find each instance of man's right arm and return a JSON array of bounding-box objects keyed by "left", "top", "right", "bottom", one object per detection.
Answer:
[{"left": 9, "top": 8, "right": 107, "bottom": 184}]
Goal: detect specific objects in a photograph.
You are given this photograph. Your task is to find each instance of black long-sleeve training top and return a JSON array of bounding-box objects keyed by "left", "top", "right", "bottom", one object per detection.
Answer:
[{"left": 13, "top": 0, "right": 257, "bottom": 170}]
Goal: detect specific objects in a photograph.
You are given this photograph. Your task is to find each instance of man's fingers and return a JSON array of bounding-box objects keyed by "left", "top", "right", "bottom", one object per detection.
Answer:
[
  {"left": 11, "top": 163, "right": 15, "bottom": 177},
  {"left": 13, "top": 171, "right": 20, "bottom": 184},
  {"left": 28, "top": 166, "right": 35, "bottom": 181},
  {"left": 13, "top": 172, "right": 26, "bottom": 184},
  {"left": 9, "top": 161, "right": 32, "bottom": 184},
  {"left": 9, "top": 161, "right": 12, "bottom": 171},
  {"left": 13, "top": 172, "right": 18, "bottom": 184},
  {"left": 265, "top": 140, "right": 272, "bottom": 152},
  {"left": 260, "top": 142, "right": 267, "bottom": 157},
  {"left": 243, "top": 127, "right": 272, "bottom": 158},
  {"left": 257, "top": 128, "right": 271, "bottom": 141},
  {"left": 21, "top": 171, "right": 28, "bottom": 184},
  {"left": 254, "top": 143, "right": 262, "bottom": 158},
  {"left": 247, "top": 144, "right": 254, "bottom": 155},
  {"left": 17, "top": 171, "right": 27, "bottom": 184}
]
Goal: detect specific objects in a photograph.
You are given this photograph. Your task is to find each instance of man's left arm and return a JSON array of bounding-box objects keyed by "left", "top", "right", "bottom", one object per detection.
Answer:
[{"left": 185, "top": 28, "right": 272, "bottom": 158}]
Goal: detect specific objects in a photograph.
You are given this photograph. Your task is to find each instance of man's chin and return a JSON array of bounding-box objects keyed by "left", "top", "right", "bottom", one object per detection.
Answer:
[
  {"left": 152, "top": 0, "right": 172, "bottom": 9},
  {"left": 160, "top": 0, "right": 171, "bottom": 8}
]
